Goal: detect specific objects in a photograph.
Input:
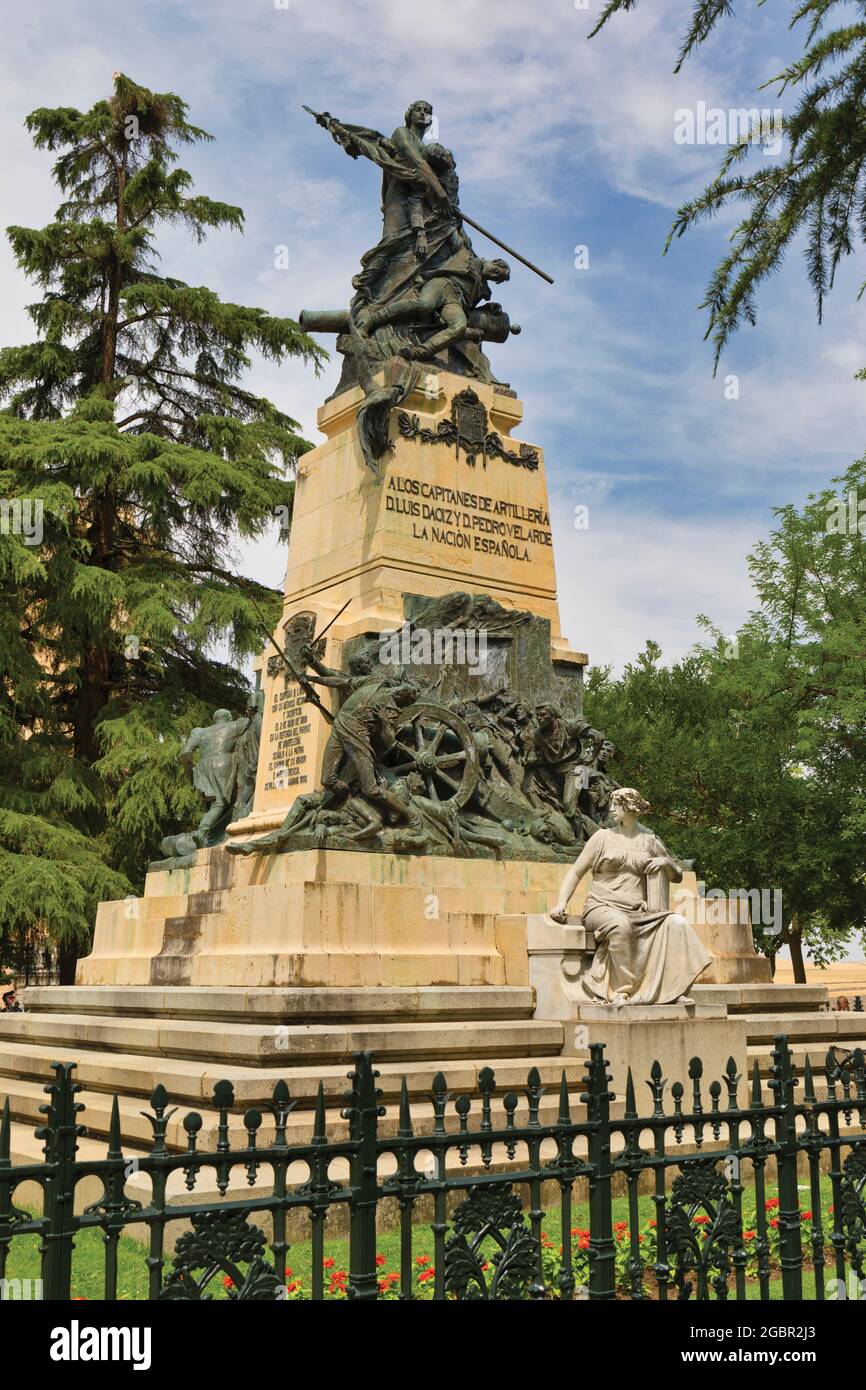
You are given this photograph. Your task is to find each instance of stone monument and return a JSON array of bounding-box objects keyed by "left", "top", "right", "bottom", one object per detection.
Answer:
[{"left": 2, "top": 103, "right": 829, "bottom": 1175}]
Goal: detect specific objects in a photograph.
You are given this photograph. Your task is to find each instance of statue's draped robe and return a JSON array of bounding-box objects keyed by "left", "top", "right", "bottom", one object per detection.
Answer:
[
  {"left": 578, "top": 827, "right": 712, "bottom": 1005},
  {"left": 319, "top": 116, "right": 456, "bottom": 308},
  {"left": 314, "top": 110, "right": 505, "bottom": 460}
]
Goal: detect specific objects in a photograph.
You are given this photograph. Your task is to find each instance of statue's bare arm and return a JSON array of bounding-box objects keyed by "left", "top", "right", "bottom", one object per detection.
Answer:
[
  {"left": 179, "top": 728, "right": 201, "bottom": 768},
  {"left": 299, "top": 646, "right": 351, "bottom": 689},
  {"left": 549, "top": 838, "right": 597, "bottom": 922},
  {"left": 304, "top": 671, "right": 350, "bottom": 690}
]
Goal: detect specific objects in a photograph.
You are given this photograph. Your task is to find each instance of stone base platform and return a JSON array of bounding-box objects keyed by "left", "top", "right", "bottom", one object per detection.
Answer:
[
  {"left": 76, "top": 844, "right": 776, "bottom": 993},
  {"left": 4, "top": 976, "right": 858, "bottom": 1152},
  {"left": 570, "top": 1002, "right": 746, "bottom": 1093},
  {"left": 76, "top": 848, "right": 570, "bottom": 990},
  {"left": 4, "top": 975, "right": 866, "bottom": 1248},
  {"left": 0, "top": 984, "right": 583, "bottom": 1152}
]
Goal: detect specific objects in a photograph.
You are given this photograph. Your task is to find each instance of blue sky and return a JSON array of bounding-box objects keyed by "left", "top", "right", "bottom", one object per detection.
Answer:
[{"left": 1, "top": 0, "right": 864, "bottom": 672}]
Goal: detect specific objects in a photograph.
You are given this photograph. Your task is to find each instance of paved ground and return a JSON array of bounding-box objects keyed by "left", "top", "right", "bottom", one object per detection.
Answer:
[{"left": 774, "top": 959, "right": 866, "bottom": 1003}]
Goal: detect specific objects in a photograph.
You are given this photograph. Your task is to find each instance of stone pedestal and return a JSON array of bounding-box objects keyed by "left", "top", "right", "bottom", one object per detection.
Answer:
[
  {"left": 77, "top": 857, "right": 773, "bottom": 994},
  {"left": 76, "top": 847, "right": 562, "bottom": 989},
  {"left": 75, "top": 365, "right": 773, "bottom": 997},
  {"left": 227, "top": 369, "right": 585, "bottom": 839},
  {"left": 674, "top": 890, "right": 773, "bottom": 984},
  {"left": 523, "top": 912, "right": 596, "bottom": 1019},
  {"left": 76, "top": 368, "right": 596, "bottom": 992},
  {"left": 569, "top": 1003, "right": 749, "bottom": 1094},
  {"left": 518, "top": 910, "right": 750, "bottom": 1084}
]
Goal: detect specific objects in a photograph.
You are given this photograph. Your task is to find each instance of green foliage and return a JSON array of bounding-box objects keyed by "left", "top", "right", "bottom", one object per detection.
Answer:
[
  {"left": 0, "top": 74, "right": 325, "bottom": 954},
  {"left": 590, "top": 1, "right": 866, "bottom": 365},
  {"left": 584, "top": 462, "right": 866, "bottom": 966}
]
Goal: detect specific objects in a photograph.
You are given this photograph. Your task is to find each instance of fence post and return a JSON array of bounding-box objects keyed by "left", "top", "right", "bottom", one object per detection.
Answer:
[
  {"left": 37, "top": 1062, "right": 83, "bottom": 1300},
  {"left": 769, "top": 1035, "right": 804, "bottom": 1301},
  {"left": 345, "top": 1051, "right": 383, "bottom": 1301},
  {"left": 584, "top": 1043, "right": 616, "bottom": 1300}
]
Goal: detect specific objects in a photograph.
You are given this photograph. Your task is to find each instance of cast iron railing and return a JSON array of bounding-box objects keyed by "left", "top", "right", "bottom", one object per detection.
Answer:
[{"left": 0, "top": 1035, "right": 864, "bottom": 1301}]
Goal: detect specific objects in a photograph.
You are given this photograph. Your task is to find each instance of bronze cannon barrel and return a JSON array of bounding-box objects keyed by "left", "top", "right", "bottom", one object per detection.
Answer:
[
  {"left": 298, "top": 309, "right": 350, "bottom": 334},
  {"left": 300, "top": 306, "right": 519, "bottom": 344}
]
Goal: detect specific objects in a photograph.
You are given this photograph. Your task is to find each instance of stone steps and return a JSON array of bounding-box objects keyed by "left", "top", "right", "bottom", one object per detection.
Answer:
[
  {"left": 0, "top": 1065, "right": 595, "bottom": 1150},
  {"left": 20, "top": 984, "right": 537, "bottom": 1023},
  {"left": 0, "top": 1010, "right": 563, "bottom": 1067},
  {"left": 1, "top": 984, "right": 574, "bottom": 1156},
  {"left": 6, "top": 979, "right": 858, "bottom": 1166},
  {"left": 746, "top": 1041, "right": 866, "bottom": 1077},
  {"left": 692, "top": 983, "right": 829, "bottom": 1015},
  {"left": 738, "top": 1012, "right": 866, "bottom": 1045},
  {"left": 0, "top": 1038, "right": 584, "bottom": 1109}
]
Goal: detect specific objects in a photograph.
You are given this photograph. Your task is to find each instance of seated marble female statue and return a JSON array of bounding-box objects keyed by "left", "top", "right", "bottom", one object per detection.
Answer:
[{"left": 549, "top": 788, "right": 711, "bottom": 1007}]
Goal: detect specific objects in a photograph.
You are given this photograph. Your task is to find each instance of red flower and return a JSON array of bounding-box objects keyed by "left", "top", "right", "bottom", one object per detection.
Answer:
[
  {"left": 578, "top": 1236, "right": 590, "bottom": 1250},
  {"left": 769, "top": 1218, "right": 779, "bottom": 1229},
  {"left": 284, "top": 1266, "right": 294, "bottom": 1278},
  {"left": 743, "top": 1229, "right": 756, "bottom": 1241},
  {"left": 693, "top": 1214, "right": 711, "bottom": 1225},
  {"left": 375, "top": 1254, "right": 386, "bottom": 1267},
  {"left": 323, "top": 1257, "right": 335, "bottom": 1270},
  {"left": 418, "top": 1269, "right": 435, "bottom": 1283},
  {"left": 223, "top": 1276, "right": 234, "bottom": 1289},
  {"left": 416, "top": 1254, "right": 430, "bottom": 1266},
  {"left": 286, "top": 1280, "right": 301, "bottom": 1293},
  {"left": 614, "top": 1221, "right": 628, "bottom": 1232},
  {"left": 765, "top": 1197, "right": 780, "bottom": 1211},
  {"left": 800, "top": 1211, "right": 813, "bottom": 1222}
]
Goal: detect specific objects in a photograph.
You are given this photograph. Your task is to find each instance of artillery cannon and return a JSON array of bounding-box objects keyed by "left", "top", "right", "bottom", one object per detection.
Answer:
[{"left": 299, "top": 305, "right": 521, "bottom": 345}]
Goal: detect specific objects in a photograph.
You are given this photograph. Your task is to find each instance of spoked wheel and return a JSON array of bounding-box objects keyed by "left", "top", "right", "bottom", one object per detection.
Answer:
[{"left": 384, "top": 702, "right": 480, "bottom": 807}]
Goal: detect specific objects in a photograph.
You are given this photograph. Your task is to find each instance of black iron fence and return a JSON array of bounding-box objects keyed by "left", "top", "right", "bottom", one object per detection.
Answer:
[{"left": 1, "top": 1035, "right": 865, "bottom": 1301}]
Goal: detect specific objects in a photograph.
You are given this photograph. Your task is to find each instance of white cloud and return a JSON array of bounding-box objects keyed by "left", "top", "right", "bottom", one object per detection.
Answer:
[{"left": 550, "top": 494, "right": 759, "bottom": 672}]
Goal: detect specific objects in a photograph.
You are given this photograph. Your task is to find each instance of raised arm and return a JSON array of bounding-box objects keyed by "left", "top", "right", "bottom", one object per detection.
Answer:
[
  {"left": 549, "top": 837, "right": 597, "bottom": 923},
  {"left": 305, "top": 671, "right": 351, "bottom": 690},
  {"left": 300, "top": 645, "right": 352, "bottom": 690}
]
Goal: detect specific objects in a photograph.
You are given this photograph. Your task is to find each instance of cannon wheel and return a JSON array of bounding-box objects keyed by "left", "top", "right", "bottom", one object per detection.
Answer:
[{"left": 385, "top": 702, "right": 480, "bottom": 808}]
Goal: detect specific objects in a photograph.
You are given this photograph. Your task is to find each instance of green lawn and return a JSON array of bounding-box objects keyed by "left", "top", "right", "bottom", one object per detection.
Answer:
[{"left": 3, "top": 1176, "right": 845, "bottom": 1301}]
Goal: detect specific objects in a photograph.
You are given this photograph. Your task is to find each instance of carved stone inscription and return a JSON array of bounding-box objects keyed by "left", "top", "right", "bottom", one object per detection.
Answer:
[
  {"left": 265, "top": 683, "right": 311, "bottom": 792},
  {"left": 385, "top": 475, "right": 552, "bottom": 563}
]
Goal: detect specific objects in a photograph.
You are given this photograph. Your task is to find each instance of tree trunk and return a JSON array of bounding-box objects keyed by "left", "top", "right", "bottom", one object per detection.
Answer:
[
  {"left": 57, "top": 940, "right": 79, "bottom": 986},
  {"left": 788, "top": 913, "right": 807, "bottom": 984},
  {"left": 100, "top": 139, "right": 127, "bottom": 389}
]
